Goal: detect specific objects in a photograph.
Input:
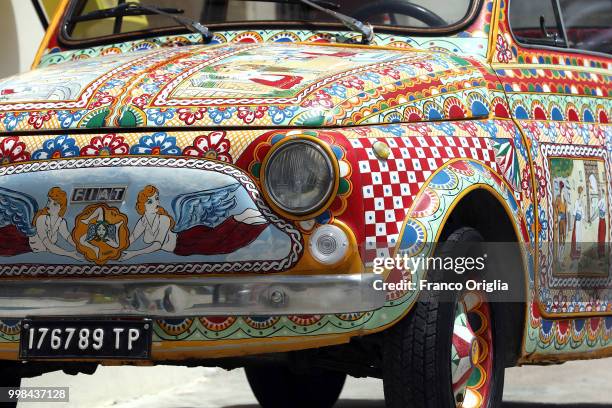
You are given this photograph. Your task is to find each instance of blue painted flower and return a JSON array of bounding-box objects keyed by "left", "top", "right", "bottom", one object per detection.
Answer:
[
  {"left": 268, "top": 106, "right": 298, "bottom": 125},
  {"left": 146, "top": 108, "right": 176, "bottom": 126},
  {"left": 32, "top": 135, "right": 79, "bottom": 160},
  {"left": 537, "top": 122, "right": 555, "bottom": 139},
  {"left": 575, "top": 123, "right": 590, "bottom": 145},
  {"left": 476, "top": 120, "right": 498, "bottom": 138},
  {"left": 538, "top": 205, "right": 548, "bottom": 242},
  {"left": 383, "top": 111, "right": 402, "bottom": 123},
  {"left": 208, "top": 107, "right": 236, "bottom": 124},
  {"left": 360, "top": 71, "right": 381, "bottom": 84},
  {"left": 327, "top": 83, "right": 347, "bottom": 98},
  {"left": 512, "top": 129, "right": 528, "bottom": 160},
  {"left": 142, "top": 83, "right": 161, "bottom": 93},
  {"left": 99, "top": 79, "right": 125, "bottom": 92},
  {"left": 431, "top": 54, "right": 452, "bottom": 69},
  {"left": 395, "top": 64, "right": 416, "bottom": 76},
  {"left": 540, "top": 288, "right": 552, "bottom": 308},
  {"left": 379, "top": 124, "right": 405, "bottom": 136},
  {"left": 130, "top": 132, "right": 181, "bottom": 155},
  {"left": 432, "top": 122, "right": 455, "bottom": 136},
  {"left": 164, "top": 65, "right": 184, "bottom": 74},
  {"left": 57, "top": 110, "right": 85, "bottom": 129},
  {"left": 2, "top": 112, "right": 27, "bottom": 131},
  {"left": 525, "top": 204, "right": 535, "bottom": 230}
]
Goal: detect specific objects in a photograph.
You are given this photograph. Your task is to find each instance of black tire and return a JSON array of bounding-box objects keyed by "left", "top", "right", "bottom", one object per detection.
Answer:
[
  {"left": 382, "top": 227, "right": 505, "bottom": 408},
  {"left": 245, "top": 365, "right": 346, "bottom": 408},
  {"left": 0, "top": 364, "right": 21, "bottom": 408}
]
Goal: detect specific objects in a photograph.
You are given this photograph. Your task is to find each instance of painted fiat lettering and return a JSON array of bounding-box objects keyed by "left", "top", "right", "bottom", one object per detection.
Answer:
[{"left": 71, "top": 187, "right": 127, "bottom": 203}]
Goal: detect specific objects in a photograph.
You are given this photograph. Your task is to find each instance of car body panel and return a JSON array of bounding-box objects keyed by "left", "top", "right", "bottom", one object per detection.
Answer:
[
  {"left": 0, "top": 120, "right": 535, "bottom": 364},
  {"left": 0, "top": 42, "right": 498, "bottom": 132},
  {"left": 0, "top": 156, "right": 300, "bottom": 275},
  {"left": 0, "top": 0, "right": 609, "bottom": 365},
  {"left": 490, "top": 1, "right": 612, "bottom": 359}
]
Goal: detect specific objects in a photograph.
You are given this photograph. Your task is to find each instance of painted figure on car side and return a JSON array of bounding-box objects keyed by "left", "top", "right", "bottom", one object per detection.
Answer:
[
  {"left": 121, "top": 184, "right": 269, "bottom": 260},
  {"left": 570, "top": 186, "right": 584, "bottom": 260},
  {"left": 553, "top": 181, "right": 568, "bottom": 265},
  {"left": 0, "top": 186, "right": 81, "bottom": 260},
  {"left": 0, "top": 183, "right": 272, "bottom": 264},
  {"left": 120, "top": 185, "right": 177, "bottom": 260},
  {"left": 598, "top": 186, "right": 607, "bottom": 258}
]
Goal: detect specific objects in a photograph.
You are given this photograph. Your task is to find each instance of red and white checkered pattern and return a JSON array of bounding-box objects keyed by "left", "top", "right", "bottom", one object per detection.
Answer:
[{"left": 350, "top": 135, "right": 498, "bottom": 263}]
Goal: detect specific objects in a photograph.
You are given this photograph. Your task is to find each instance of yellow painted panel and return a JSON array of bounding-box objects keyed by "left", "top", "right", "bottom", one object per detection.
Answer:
[{"left": 41, "top": 0, "right": 62, "bottom": 19}]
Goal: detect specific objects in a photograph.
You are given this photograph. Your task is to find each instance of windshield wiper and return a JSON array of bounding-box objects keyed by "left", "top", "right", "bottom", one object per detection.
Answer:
[
  {"left": 70, "top": 2, "right": 213, "bottom": 42},
  {"left": 295, "top": 0, "right": 374, "bottom": 44}
]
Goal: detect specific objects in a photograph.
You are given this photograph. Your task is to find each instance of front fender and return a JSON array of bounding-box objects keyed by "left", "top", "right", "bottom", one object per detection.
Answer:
[{"left": 362, "top": 158, "right": 532, "bottom": 332}]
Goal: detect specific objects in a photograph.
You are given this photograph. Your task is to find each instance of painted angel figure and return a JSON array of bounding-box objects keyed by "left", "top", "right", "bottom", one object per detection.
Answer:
[
  {"left": 0, "top": 186, "right": 81, "bottom": 260},
  {"left": 121, "top": 184, "right": 269, "bottom": 260}
]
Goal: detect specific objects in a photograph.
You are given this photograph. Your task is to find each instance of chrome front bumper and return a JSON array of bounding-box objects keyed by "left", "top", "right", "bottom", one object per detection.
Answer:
[{"left": 0, "top": 274, "right": 384, "bottom": 318}]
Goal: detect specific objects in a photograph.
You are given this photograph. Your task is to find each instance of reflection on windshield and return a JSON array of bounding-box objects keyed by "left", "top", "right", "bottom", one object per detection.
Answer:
[{"left": 66, "top": 0, "right": 474, "bottom": 40}]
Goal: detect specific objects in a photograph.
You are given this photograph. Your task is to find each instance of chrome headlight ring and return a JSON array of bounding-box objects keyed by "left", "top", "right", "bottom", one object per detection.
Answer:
[{"left": 262, "top": 137, "right": 339, "bottom": 219}]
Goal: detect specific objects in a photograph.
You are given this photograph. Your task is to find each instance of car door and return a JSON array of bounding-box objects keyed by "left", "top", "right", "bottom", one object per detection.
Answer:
[{"left": 495, "top": 0, "right": 612, "bottom": 318}]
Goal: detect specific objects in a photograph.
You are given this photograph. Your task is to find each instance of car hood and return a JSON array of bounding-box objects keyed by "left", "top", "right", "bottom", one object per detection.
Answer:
[{"left": 0, "top": 43, "right": 493, "bottom": 132}]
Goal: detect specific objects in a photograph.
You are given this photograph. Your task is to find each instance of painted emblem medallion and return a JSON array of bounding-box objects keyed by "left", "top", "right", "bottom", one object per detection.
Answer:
[{"left": 73, "top": 204, "right": 130, "bottom": 265}]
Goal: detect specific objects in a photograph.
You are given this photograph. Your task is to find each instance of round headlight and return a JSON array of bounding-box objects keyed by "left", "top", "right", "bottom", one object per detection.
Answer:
[{"left": 263, "top": 139, "right": 337, "bottom": 217}]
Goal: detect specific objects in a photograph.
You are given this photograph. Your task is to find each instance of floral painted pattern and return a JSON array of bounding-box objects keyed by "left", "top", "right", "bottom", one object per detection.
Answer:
[
  {"left": 208, "top": 107, "right": 236, "bottom": 124},
  {"left": 495, "top": 34, "right": 513, "bottom": 64},
  {"left": 0, "top": 137, "right": 30, "bottom": 164},
  {"left": 9, "top": 42, "right": 607, "bottom": 134},
  {"left": 32, "top": 135, "right": 79, "bottom": 160},
  {"left": 27, "top": 111, "right": 54, "bottom": 130},
  {"left": 182, "top": 131, "right": 232, "bottom": 163},
  {"left": 80, "top": 134, "right": 130, "bottom": 156},
  {"left": 57, "top": 110, "right": 85, "bottom": 129},
  {"left": 237, "top": 106, "right": 267, "bottom": 124},
  {"left": 2, "top": 112, "right": 26, "bottom": 131},
  {"left": 177, "top": 108, "right": 205, "bottom": 125},
  {"left": 129, "top": 132, "right": 181, "bottom": 155},
  {"left": 268, "top": 106, "right": 298, "bottom": 125},
  {"left": 146, "top": 108, "right": 175, "bottom": 125}
]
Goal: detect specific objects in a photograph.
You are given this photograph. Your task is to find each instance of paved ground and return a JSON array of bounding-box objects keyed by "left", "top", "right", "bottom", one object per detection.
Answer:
[{"left": 17, "top": 358, "right": 612, "bottom": 407}]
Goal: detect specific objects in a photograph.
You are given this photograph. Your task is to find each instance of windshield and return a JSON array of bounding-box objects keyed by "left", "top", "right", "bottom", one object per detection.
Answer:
[{"left": 65, "top": 0, "right": 476, "bottom": 41}]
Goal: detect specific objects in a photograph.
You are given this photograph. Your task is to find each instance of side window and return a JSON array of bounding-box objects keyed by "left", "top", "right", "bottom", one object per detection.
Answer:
[
  {"left": 510, "top": 0, "right": 566, "bottom": 47},
  {"left": 559, "top": 0, "right": 612, "bottom": 54}
]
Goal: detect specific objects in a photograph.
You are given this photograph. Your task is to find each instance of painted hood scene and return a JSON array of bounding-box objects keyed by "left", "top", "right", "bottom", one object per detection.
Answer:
[{"left": 0, "top": 43, "right": 493, "bottom": 132}]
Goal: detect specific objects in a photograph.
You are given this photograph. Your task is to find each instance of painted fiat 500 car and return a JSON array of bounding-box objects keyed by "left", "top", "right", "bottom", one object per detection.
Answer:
[{"left": 0, "top": 0, "right": 610, "bottom": 407}]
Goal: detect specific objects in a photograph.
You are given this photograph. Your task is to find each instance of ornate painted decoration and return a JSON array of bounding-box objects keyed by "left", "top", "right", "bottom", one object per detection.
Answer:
[{"left": 0, "top": 0, "right": 609, "bottom": 366}]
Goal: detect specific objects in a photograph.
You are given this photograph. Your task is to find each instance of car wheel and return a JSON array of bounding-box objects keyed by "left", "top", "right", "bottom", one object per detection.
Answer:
[
  {"left": 245, "top": 364, "right": 346, "bottom": 408},
  {"left": 382, "top": 227, "right": 505, "bottom": 408}
]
